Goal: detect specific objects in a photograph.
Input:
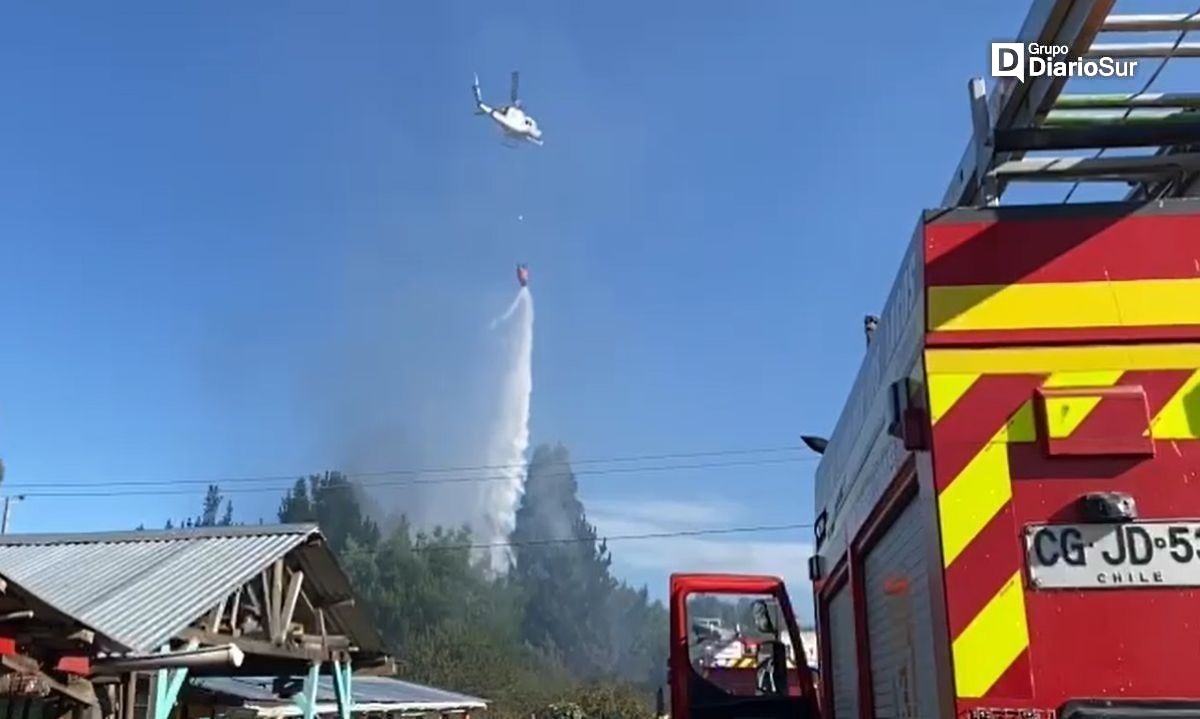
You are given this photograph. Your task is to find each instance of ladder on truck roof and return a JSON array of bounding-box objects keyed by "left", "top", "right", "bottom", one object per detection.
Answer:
[{"left": 946, "top": 0, "right": 1200, "bottom": 207}]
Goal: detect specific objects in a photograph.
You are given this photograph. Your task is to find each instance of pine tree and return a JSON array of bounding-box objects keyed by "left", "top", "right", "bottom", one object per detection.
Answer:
[
  {"left": 197, "top": 484, "right": 223, "bottom": 527},
  {"left": 512, "top": 443, "right": 621, "bottom": 678}
]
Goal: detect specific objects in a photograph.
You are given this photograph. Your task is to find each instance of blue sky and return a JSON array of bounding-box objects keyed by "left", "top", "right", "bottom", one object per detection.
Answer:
[{"left": 0, "top": 2, "right": 1186, "bottom": 615}]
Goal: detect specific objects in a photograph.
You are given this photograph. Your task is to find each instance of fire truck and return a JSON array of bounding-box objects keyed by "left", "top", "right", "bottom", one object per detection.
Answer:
[{"left": 667, "top": 2, "right": 1200, "bottom": 718}]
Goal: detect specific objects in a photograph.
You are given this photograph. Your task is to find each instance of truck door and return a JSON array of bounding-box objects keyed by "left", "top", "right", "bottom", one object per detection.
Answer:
[{"left": 669, "top": 574, "right": 817, "bottom": 719}]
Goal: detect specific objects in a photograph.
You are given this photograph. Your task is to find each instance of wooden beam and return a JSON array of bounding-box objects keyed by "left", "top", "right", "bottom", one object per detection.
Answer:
[
  {"left": 296, "top": 587, "right": 318, "bottom": 627},
  {"left": 353, "top": 657, "right": 396, "bottom": 677},
  {"left": 0, "top": 655, "right": 96, "bottom": 706},
  {"left": 258, "top": 572, "right": 274, "bottom": 640},
  {"left": 177, "top": 628, "right": 329, "bottom": 663},
  {"left": 66, "top": 629, "right": 94, "bottom": 645},
  {"left": 271, "top": 561, "right": 284, "bottom": 645},
  {"left": 278, "top": 571, "right": 304, "bottom": 644},
  {"left": 228, "top": 588, "right": 242, "bottom": 638},
  {"left": 242, "top": 582, "right": 264, "bottom": 636},
  {"left": 123, "top": 674, "right": 136, "bottom": 719},
  {"left": 206, "top": 596, "right": 227, "bottom": 635},
  {"left": 300, "top": 633, "right": 349, "bottom": 651},
  {"left": 317, "top": 609, "right": 327, "bottom": 653},
  {"left": 243, "top": 581, "right": 262, "bottom": 615}
]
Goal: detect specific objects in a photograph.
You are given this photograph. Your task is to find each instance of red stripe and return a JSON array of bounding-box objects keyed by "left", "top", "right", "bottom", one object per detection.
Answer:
[
  {"left": 1009, "top": 441, "right": 1200, "bottom": 516},
  {"left": 925, "top": 214, "right": 1200, "bottom": 286},
  {"left": 926, "top": 325, "right": 1200, "bottom": 347},
  {"left": 942, "top": 503, "right": 1023, "bottom": 638},
  {"left": 1070, "top": 370, "right": 1194, "bottom": 441},
  {"left": 1009, "top": 443, "right": 1142, "bottom": 483},
  {"left": 932, "top": 374, "right": 1045, "bottom": 490},
  {"left": 982, "top": 649, "right": 1033, "bottom": 699}
]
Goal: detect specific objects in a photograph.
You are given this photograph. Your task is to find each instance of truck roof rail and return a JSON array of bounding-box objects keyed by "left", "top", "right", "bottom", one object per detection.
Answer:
[{"left": 945, "top": 0, "right": 1200, "bottom": 207}]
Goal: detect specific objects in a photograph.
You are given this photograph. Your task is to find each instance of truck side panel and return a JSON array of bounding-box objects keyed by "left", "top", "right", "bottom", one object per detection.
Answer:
[
  {"left": 923, "top": 200, "right": 1200, "bottom": 716},
  {"left": 812, "top": 224, "right": 941, "bottom": 718},
  {"left": 813, "top": 226, "right": 924, "bottom": 570},
  {"left": 863, "top": 487, "right": 940, "bottom": 719}
]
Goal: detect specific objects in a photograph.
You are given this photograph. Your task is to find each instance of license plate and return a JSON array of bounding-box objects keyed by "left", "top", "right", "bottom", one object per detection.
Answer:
[{"left": 1025, "top": 521, "right": 1200, "bottom": 589}]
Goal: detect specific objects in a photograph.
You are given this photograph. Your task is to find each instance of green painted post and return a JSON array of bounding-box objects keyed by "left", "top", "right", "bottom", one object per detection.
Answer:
[{"left": 292, "top": 662, "right": 320, "bottom": 719}]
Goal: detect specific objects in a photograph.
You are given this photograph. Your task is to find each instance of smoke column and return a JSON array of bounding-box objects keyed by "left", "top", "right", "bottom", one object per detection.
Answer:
[{"left": 480, "top": 286, "right": 534, "bottom": 573}]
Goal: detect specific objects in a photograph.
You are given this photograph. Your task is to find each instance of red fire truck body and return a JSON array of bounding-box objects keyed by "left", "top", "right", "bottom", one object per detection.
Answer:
[{"left": 811, "top": 200, "right": 1200, "bottom": 718}]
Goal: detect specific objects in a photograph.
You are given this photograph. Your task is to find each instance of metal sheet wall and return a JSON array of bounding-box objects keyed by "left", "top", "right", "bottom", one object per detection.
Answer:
[{"left": 863, "top": 496, "right": 939, "bottom": 718}]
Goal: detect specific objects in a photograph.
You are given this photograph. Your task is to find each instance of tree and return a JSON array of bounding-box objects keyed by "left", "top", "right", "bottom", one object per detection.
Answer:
[
  {"left": 195, "top": 484, "right": 234, "bottom": 527},
  {"left": 144, "top": 452, "right": 667, "bottom": 716},
  {"left": 512, "top": 443, "right": 621, "bottom": 679},
  {"left": 277, "top": 472, "right": 379, "bottom": 553}
]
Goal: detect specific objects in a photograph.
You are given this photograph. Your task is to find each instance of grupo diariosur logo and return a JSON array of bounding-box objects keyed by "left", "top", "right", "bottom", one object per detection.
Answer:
[{"left": 991, "top": 42, "right": 1138, "bottom": 82}]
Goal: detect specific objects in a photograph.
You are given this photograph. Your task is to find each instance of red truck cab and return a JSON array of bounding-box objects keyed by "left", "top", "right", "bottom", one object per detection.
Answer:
[{"left": 667, "top": 573, "right": 819, "bottom": 719}]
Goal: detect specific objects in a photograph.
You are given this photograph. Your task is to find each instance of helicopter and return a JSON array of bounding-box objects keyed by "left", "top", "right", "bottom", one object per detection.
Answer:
[{"left": 473, "top": 71, "right": 543, "bottom": 147}]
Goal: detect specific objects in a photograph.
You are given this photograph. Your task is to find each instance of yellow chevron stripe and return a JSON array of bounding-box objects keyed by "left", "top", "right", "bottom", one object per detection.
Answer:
[
  {"left": 1150, "top": 368, "right": 1200, "bottom": 439},
  {"left": 952, "top": 572, "right": 1029, "bottom": 699},
  {"left": 1041, "top": 370, "right": 1126, "bottom": 439},
  {"left": 934, "top": 370, "right": 1136, "bottom": 702},
  {"left": 937, "top": 370, "right": 1121, "bottom": 567},
  {"left": 928, "top": 373, "right": 981, "bottom": 425},
  {"left": 939, "top": 431, "right": 1011, "bottom": 568},
  {"left": 926, "top": 344, "right": 1200, "bottom": 375},
  {"left": 928, "top": 278, "right": 1200, "bottom": 332}
]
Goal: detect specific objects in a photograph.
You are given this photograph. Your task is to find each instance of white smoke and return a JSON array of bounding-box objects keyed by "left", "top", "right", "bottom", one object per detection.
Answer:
[{"left": 479, "top": 286, "right": 534, "bottom": 573}]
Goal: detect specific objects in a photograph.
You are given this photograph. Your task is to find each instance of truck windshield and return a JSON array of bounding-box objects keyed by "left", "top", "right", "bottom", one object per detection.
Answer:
[{"left": 685, "top": 592, "right": 804, "bottom": 698}]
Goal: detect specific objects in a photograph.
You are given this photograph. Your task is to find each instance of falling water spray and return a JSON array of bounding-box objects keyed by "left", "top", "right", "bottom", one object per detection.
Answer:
[{"left": 481, "top": 286, "right": 534, "bottom": 573}]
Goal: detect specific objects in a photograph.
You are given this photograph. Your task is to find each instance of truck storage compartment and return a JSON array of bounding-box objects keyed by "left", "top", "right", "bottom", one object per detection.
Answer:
[
  {"left": 823, "top": 584, "right": 859, "bottom": 718},
  {"left": 862, "top": 491, "right": 940, "bottom": 719}
]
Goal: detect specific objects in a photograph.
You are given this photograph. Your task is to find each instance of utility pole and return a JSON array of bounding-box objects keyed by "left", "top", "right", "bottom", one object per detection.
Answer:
[{"left": 2, "top": 496, "right": 25, "bottom": 535}]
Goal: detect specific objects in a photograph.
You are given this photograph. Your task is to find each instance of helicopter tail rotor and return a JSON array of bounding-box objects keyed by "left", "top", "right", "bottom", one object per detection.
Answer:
[{"left": 472, "top": 73, "right": 484, "bottom": 108}]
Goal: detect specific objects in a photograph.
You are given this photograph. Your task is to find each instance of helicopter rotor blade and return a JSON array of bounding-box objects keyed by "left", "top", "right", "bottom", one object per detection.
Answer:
[{"left": 510, "top": 71, "right": 520, "bottom": 106}]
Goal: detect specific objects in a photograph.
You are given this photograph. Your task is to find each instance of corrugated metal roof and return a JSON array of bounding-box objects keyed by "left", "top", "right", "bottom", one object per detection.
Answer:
[
  {"left": 0, "top": 525, "right": 320, "bottom": 653},
  {"left": 192, "top": 676, "right": 487, "bottom": 716}
]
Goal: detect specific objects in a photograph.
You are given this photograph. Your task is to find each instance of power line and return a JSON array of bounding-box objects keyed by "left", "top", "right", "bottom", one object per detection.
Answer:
[
  {"left": 11, "top": 455, "right": 815, "bottom": 498},
  {"left": 9, "top": 444, "right": 812, "bottom": 491},
  {"left": 410, "top": 522, "right": 814, "bottom": 552}
]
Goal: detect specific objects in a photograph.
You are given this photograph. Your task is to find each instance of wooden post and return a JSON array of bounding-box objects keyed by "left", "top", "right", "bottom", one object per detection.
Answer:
[
  {"left": 271, "top": 561, "right": 284, "bottom": 644},
  {"left": 122, "top": 674, "right": 136, "bottom": 719},
  {"left": 279, "top": 571, "right": 305, "bottom": 643},
  {"left": 229, "top": 588, "right": 242, "bottom": 637}
]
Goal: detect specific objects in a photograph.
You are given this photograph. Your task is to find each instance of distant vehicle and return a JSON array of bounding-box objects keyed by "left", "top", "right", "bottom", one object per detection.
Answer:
[
  {"left": 516, "top": 264, "right": 529, "bottom": 287},
  {"left": 473, "top": 71, "right": 543, "bottom": 147}
]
